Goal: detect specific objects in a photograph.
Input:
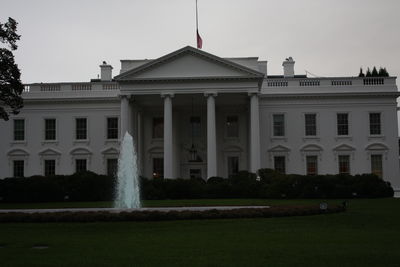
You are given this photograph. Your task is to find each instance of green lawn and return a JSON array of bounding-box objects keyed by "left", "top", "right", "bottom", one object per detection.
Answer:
[{"left": 0, "top": 198, "right": 399, "bottom": 267}]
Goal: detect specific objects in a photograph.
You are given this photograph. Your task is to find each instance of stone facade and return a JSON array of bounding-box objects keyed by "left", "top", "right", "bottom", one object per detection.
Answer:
[{"left": 0, "top": 46, "right": 399, "bottom": 196}]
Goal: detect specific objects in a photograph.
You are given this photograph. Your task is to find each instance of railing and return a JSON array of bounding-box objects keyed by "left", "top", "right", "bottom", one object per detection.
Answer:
[
  {"left": 265, "top": 77, "right": 393, "bottom": 88},
  {"left": 363, "top": 78, "right": 384, "bottom": 85},
  {"left": 299, "top": 80, "right": 320, "bottom": 87},
  {"left": 41, "top": 84, "right": 61, "bottom": 91},
  {"left": 72, "top": 83, "right": 92, "bottom": 91},
  {"left": 332, "top": 80, "right": 352, "bottom": 86},
  {"left": 102, "top": 84, "right": 119, "bottom": 90}
]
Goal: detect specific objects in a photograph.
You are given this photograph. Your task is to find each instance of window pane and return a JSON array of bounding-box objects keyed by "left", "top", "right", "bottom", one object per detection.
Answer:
[
  {"left": 274, "top": 156, "right": 286, "bottom": 174},
  {"left": 14, "top": 119, "right": 25, "bottom": 141},
  {"left": 44, "top": 159, "right": 56, "bottom": 176},
  {"left": 337, "top": 113, "right": 349, "bottom": 135},
  {"left": 338, "top": 155, "right": 350, "bottom": 175},
  {"left": 226, "top": 116, "right": 239, "bottom": 138},
  {"left": 75, "top": 159, "right": 87, "bottom": 173},
  {"left": 305, "top": 114, "right": 316, "bottom": 136},
  {"left": 107, "top": 158, "right": 118, "bottom": 177},
  {"left": 273, "top": 114, "right": 285, "bottom": 136},
  {"left": 45, "top": 119, "right": 56, "bottom": 140},
  {"left": 13, "top": 160, "right": 24, "bottom": 177},
  {"left": 369, "top": 113, "right": 381, "bottom": 135},
  {"left": 227, "top": 156, "right": 239, "bottom": 177},
  {"left": 107, "top": 117, "right": 119, "bottom": 139},
  {"left": 190, "top": 116, "right": 201, "bottom": 138},
  {"left": 76, "top": 118, "right": 87, "bottom": 140},
  {"left": 152, "top": 118, "right": 164, "bottom": 138},
  {"left": 153, "top": 158, "right": 164, "bottom": 178},
  {"left": 371, "top": 154, "right": 383, "bottom": 178},
  {"left": 306, "top": 156, "right": 318, "bottom": 175}
]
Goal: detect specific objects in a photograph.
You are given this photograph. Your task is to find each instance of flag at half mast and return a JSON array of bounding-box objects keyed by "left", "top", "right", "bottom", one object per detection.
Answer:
[{"left": 196, "top": 0, "right": 202, "bottom": 49}]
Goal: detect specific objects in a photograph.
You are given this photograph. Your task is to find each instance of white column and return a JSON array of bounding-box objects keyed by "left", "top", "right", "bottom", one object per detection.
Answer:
[
  {"left": 250, "top": 93, "right": 261, "bottom": 173},
  {"left": 206, "top": 93, "right": 217, "bottom": 178},
  {"left": 120, "top": 95, "right": 130, "bottom": 138},
  {"left": 163, "top": 94, "right": 173, "bottom": 178}
]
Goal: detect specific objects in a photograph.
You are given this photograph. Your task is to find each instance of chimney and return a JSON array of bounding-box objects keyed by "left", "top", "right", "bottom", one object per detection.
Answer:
[
  {"left": 282, "top": 57, "right": 295, "bottom": 78},
  {"left": 100, "top": 61, "right": 113, "bottom": 81}
]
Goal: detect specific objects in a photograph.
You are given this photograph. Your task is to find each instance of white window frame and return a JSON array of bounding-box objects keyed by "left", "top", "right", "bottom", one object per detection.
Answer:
[
  {"left": 105, "top": 116, "right": 119, "bottom": 141},
  {"left": 43, "top": 117, "right": 58, "bottom": 144},
  {"left": 271, "top": 113, "right": 286, "bottom": 139}
]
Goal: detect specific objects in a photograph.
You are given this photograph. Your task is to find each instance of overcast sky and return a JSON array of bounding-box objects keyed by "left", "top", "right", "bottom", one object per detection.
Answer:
[{"left": 1, "top": 0, "right": 400, "bottom": 84}]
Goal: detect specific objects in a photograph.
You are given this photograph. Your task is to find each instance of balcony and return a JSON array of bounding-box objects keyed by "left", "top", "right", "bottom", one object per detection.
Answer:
[
  {"left": 262, "top": 76, "right": 398, "bottom": 95},
  {"left": 22, "top": 81, "right": 120, "bottom": 100}
]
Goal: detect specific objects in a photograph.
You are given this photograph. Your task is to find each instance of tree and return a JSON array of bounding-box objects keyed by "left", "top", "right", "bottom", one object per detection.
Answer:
[
  {"left": 371, "top": 66, "right": 378, "bottom": 77},
  {"left": 366, "top": 67, "right": 371, "bottom": 77},
  {"left": 0, "top": 17, "right": 23, "bottom": 121},
  {"left": 358, "top": 67, "right": 365, "bottom": 77}
]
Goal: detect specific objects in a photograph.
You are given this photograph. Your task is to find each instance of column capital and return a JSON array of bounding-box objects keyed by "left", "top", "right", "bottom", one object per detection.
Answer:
[
  {"left": 119, "top": 94, "right": 133, "bottom": 100},
  {"left": 161, "top": 93, "right": 175, "bottom": 98},
  {"left": 248, "top": 92, "right": 260, "bottom": 97},
  {"left": 204, "top": 92, "right": 218, "bottom": 97}
]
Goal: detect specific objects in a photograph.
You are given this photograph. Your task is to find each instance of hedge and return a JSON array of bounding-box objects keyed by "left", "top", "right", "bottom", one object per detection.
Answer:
[{"left": 0, "top": 169, "right": 394, "bottom": 202}]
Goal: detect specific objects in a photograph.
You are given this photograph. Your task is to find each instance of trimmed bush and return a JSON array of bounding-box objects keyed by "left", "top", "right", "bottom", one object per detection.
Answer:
[{"left": 0, "top": 169, "right": 393, "bottom": 202}]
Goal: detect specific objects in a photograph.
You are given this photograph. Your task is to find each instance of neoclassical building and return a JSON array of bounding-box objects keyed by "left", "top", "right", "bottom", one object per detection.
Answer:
[{"left": 0, "top": 46, "right": 399, "bottom": 196}]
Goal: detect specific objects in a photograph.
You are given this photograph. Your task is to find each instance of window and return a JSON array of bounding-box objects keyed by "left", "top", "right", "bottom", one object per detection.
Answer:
[
  {"left": 107, "top": 117, "right": 119, "bottom": 139},
  {"left": 190, "top": 116, "right": 201, "bottom": 138},
  {"left": 306, "top": 156, "right": 318, "bottom": 176},
  {"left": 227, "top": 156, "right": 239, "bottom": 177},
  {"left": 107, "top": 158, "right": 118, "bottom": 177},
  {"left": 371, "top": 154, "right": 383, "bottom": 178},
  {"left": 75, "top": 118, "right": 87, "bottom": 140},
  {"left": 44, "top": 159, "right": 56, "bottom": 176},
  {"left": 152, "top": 158, "right": 164, "bottom": 178},
  {"left": 273, "top": 114, "right": 285, "bottom": 136},
  {"left": 274, "top": 156, "right": 286, "bottom": 174},
  {"left": 305, "top": 114, "right": 317, "bottom": 136},
  {"left": 337, "top": 113, "right": 349, "bottom": 135},
  {"left": 369, "top": 113, "right": 381, "bottom": 135},
  {"left": 189, "top": 169, "right": 202, "bottom": 179},
  {"left": 75, "top": 159, "right": 87, "bottom": 173},
  {"left": 45, "top": 119, "right": 56, "bottom": 140},
  {"left": 226, "top": 116, "right": 239, "bottom": 138},
  {"left": 13, "top": 160, "right": 24, "bottom": 177},
  {"left": 13, "top": 119, "right": 25, "bottom": 141},
  {"left": 152, "top": 117, "right": 164, "bottom": 138},
  {"left": 338, "top": 155, "right": 350, "bottom": 175}
]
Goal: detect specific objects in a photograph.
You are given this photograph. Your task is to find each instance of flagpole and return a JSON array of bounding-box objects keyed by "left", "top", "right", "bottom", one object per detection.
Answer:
[
  {"left": 196, "top": 0, "right": 199, "bottom": 32},
  {"left": 195, "top": 0, "right": 202, "bottom": 49}
]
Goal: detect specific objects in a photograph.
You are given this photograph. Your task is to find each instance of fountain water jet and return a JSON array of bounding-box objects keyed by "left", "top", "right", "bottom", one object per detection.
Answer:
[{"left": 114, "top": 132, "right": 141, "bottom": 209}]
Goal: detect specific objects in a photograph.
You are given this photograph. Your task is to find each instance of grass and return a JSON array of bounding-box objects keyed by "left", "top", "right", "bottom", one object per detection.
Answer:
[
  {"left": 0, "top": 198, "right": 339, "bottom": 209},
  {"left": 0, "top": 198, "right": 399, "bottom": 266}
]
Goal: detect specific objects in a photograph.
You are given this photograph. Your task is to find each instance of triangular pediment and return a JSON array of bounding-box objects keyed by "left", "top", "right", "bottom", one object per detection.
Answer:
[
  {"left": 115, "top": 46, "right": 264, "bottom": 81},
  {"left": 333, "top": 144, "right": 356, "bottom": 151},
  {"left": 268, "top": 145, "right": 291, "bottom": 152},
  {"left": 101, "top": 147, "right": 119, "bottom": 155},
  {"left": 39, "top": 148, "right": 61, "bottom": 156}
]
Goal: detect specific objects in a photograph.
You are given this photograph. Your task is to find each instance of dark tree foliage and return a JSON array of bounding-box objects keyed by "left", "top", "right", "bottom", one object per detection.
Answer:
[
  {"left": 378, "top": 67, "right": 389, "bottom": 77},
  {"left": 358, "top": 67, "right": 365, "bottom": 77},
  {"left": 0, "top": 17, "right": 23, "bottom": 121},
  {"left": 366, "top": 67, "right": 372, "bottom": 77},
  {"left": 371, "top": 66, "right": 378, "bottom": 76}
]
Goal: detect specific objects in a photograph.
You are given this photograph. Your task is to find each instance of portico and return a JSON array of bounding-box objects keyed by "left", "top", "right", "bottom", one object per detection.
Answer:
[{"left": 115, "top": 46, "right": 264, "bottom": 179}]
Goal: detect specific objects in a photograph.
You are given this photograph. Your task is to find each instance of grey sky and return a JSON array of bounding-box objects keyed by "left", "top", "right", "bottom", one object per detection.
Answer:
[{"left": 1, "top": 0, "right": 400, "bottom": 84}]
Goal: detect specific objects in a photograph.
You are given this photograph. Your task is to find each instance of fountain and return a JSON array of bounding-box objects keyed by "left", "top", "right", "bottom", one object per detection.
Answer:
[{"left": 114, "top": 132, "right": 141, "bottom": 209}]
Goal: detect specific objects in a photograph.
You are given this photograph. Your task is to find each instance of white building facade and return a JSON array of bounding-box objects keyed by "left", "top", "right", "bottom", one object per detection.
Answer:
[{"left": 1, "top": 46, "right": 399, "bottom": 196}]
